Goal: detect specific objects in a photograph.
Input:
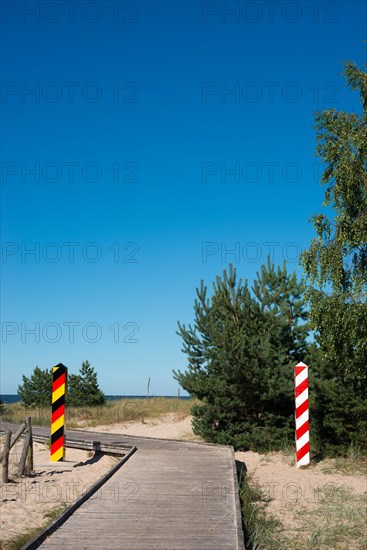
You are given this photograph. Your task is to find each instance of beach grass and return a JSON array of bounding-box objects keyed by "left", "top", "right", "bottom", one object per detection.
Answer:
[
  {"left": 238, "top": 461, "right": 367, "bottom": 550},
  {"left": 0, "top": 397, "right": 196, "bottom": 428},
  {"left": 239, "top": 472, "right": 284, "bottom": 549},
  {"left": 280, "top": 483, "right": 367, "bottom": 549},
  {"left": 0, "top": 504, "right": 68, "bottom": 550},
  {"left": 0, "top": 527, "right": 44, "bottom": 550}
]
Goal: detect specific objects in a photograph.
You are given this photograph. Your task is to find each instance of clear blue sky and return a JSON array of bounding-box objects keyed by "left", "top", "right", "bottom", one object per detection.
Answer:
[{"left": 1, "top": 1, "right": 366, "bottom": 395}]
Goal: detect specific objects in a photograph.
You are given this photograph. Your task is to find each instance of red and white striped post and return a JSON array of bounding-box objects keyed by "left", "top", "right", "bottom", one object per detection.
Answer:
[{"left": 294, "top": 361, "right": 310, "bottom": 467}]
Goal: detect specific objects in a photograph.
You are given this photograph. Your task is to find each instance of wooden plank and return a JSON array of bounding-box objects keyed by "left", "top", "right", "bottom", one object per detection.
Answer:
[
  {"left": 36, "top": 447, "right": 244, "bottom": 549},
  {"left": 1, "top": 422, "right": 245, "bottom": 549},
  {"left": 19, "top": 447, "right": 138, "bottom": 550}
]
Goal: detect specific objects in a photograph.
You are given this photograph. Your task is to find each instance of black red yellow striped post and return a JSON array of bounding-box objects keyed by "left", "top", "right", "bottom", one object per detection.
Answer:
[{"left": 50, "top": 363, "right": 67, "bottom": 462}]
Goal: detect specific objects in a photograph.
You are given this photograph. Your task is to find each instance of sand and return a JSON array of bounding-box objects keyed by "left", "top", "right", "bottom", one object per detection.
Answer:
[
  {"left": 84, "top": 413, "right": 197, "bottom": 440},
  {"left": 0, "top": 437, "right": 118, "bottom": 547},
  {"left": 236, "top": 449, "right": 366, "bottom": 498},
  {"left": 235, "top": 449, "right": 366, "bottom": 538}
]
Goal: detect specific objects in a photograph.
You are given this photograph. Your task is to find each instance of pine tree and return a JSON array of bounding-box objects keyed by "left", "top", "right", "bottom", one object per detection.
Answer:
[
  {"left": 300, "top": 61, "right": 367, "bottom": 454},
  {"left": 17, "top": 366, "right": 52, "bottom": 406},
  {"left": 174, "top": 261, "right": 309, "bottom": 451},
  {"left": 67, "top": 373, "right": 84, "bottom": 406},
  {"left": 68, "top": 360, "right": 106, "bottom": 406},
  {"left": 252, "top": 257, "right": 309, "bottom": 364},
  {"left": 251, "top": 258, "right": 310, "bottom": 439}
]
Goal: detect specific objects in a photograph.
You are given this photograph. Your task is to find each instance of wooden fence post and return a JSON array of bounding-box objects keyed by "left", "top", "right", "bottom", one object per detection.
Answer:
[
  {"left": 26, "top": 416, "right": 34, "bottom": 472},
  {"left": 0, "top": 422, "right": 26, "bottom": 463},
  {"left": 19, "top": 417, "right": 32, "bottom": 476},
  {"left": 2, "top": 430, "right": 12, "bottom": 483}
]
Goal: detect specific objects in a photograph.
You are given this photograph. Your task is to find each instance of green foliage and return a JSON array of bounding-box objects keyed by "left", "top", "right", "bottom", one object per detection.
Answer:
[
  {"left": 17, "top": 366, "right": 52, "bottom": 406},
  {"left": 67, "top": 360, "right": 106, "bottom": 406},
  {"left": 252, "top": 257, "right": 309, "bottom": 363},
  {"left": 174, "top": 258, "right": 309, "bottom": 451},
  {"left": 300, "top": 61, "right": 367, "bottom": 454},
  {"left": 312, "top": 367, "right": 367, "bottom": 455},
  {"left": 17, "top": 361, "right": 105, "bottom": 408}
]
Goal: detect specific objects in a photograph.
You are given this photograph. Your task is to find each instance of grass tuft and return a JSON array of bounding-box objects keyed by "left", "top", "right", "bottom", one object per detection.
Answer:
[
  {"left": 43, "top": 502, "right": 68, "bottom": 521},
  {"left": 0, "top": 527, "right": 45, "bottom": 550},
  {"left": 239, "top": 472, "right": 283, "bottom": 549},
  {"left": 0, "top": 503, "right": 68, "bottom": 550}
]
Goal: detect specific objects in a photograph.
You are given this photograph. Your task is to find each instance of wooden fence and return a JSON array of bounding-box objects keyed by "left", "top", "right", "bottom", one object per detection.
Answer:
[{"left": 1, "top": 416, "right": 34, "bottom": 482}]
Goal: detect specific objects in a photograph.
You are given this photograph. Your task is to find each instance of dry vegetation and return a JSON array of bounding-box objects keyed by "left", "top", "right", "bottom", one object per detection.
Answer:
[
  {"left": 0, "top": 504, "right": 67, "bottom": 550},
  {"left": 0, "top": 397, "right": 196, "bottom": 428},
  {"left": 241, "top": 473, "right": 367, "bottom": 550},
  {"left": 239, "top": 451, "right": 367, "bottom": 550}
]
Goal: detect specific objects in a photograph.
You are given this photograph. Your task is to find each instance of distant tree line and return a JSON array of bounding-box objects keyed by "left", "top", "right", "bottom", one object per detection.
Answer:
[
  {"left": 17, "top": 360, "right": 105, "bottom": 407},
  {"left": 174, "top": 61, "right": 367, "bottom": 456}
]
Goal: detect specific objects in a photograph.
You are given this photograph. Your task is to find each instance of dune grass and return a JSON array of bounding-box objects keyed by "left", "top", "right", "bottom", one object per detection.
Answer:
[
  {"left": 0, "top": 397, "right": 195, "bottom": 428},
  {"left": 0, "top": 504, "right": 68, "bottom": 550},
  {"left": 281, "top": 483, "right": 367, "bottom": 549},
  {"left": 239, "top": 471, "right": 284, "bottom": 549},
  {"left": 239, "top": 459, "right": 367, "bottom": 550},
  {"left": 318, "top": 454, "right": 367, "bottom": 477},
  {"left": 0, "top": 527, "right": 44, "bottom": 550}
]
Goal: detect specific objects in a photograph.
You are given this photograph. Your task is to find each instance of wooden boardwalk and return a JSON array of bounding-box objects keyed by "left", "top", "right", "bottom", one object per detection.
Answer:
[{"left": 0, "top": 423, "right": 245, "bottom": 549}]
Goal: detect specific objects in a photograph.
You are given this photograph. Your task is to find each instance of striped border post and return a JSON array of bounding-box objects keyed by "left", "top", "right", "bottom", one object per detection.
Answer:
[
  {"left": 50, "top": 363, "right": 67, "bottom": 462},
  {"left": 294, "top": 361, "right": 310, "bottom": 468}
]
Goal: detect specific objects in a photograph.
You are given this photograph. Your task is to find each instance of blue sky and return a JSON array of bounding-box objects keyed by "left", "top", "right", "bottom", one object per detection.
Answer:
[{"left": 1, "top": 1, "right": 366, "bottom": 395}]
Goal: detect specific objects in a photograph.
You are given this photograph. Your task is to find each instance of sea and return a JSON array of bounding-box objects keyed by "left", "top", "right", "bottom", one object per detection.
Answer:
[{"left": 0, "top": 394, "right": 190, "bottom": 404}]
